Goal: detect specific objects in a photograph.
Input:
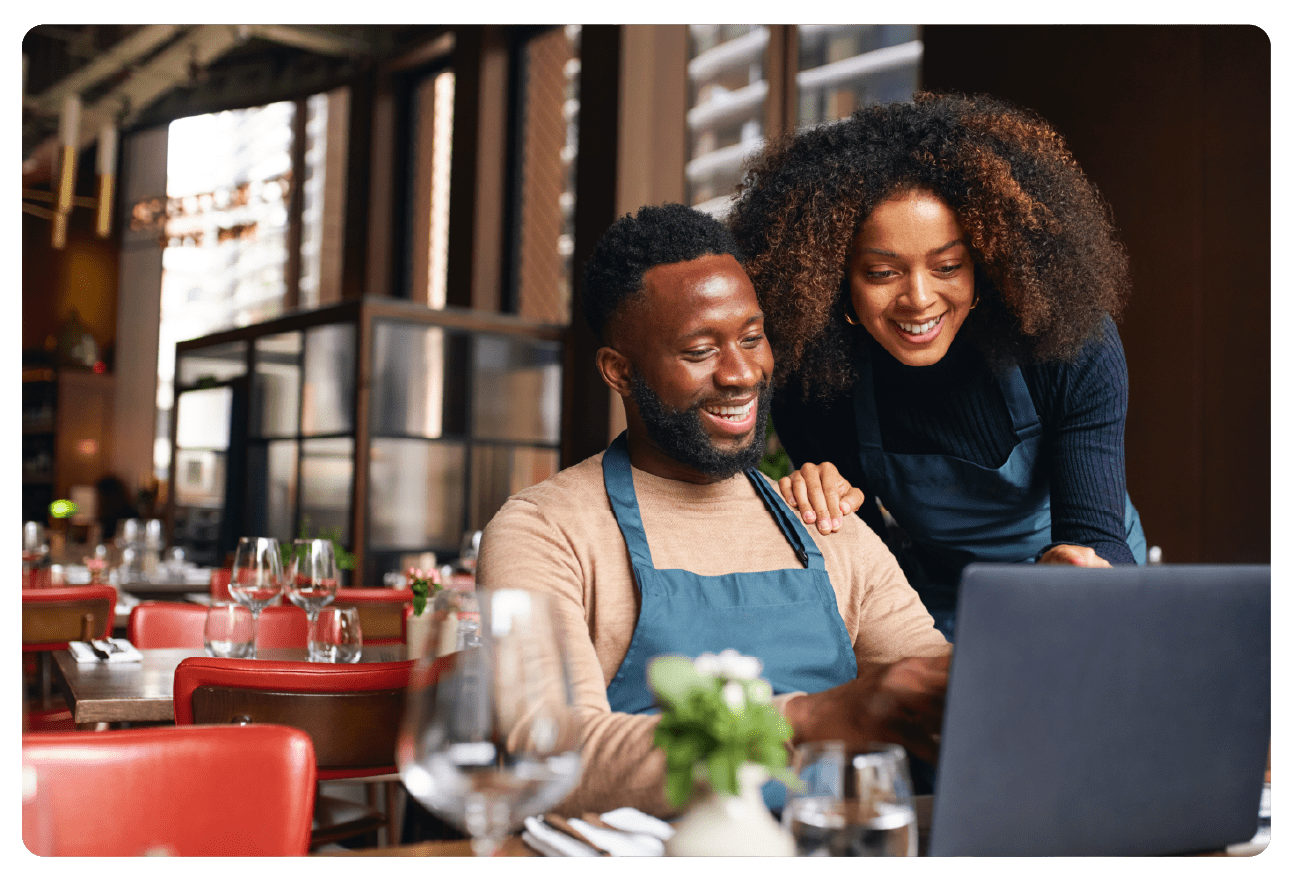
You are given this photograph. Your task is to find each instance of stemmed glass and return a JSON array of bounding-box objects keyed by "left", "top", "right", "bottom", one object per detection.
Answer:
[
  {"left": 287, "top": 538, "right": 338, "bottom": 661},
  {"left": 397, "top": 587, "right": 583, "bottom": 856},
  {"left": 228, "top": 537, "right": 283, "bottom": 659}
]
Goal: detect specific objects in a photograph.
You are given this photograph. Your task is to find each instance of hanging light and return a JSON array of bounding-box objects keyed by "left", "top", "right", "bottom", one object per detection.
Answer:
[
  {"left": 96, "top": 123, "right": 117, "bottom": 237},
  {"left": 52, "top": 94, "right": 82, "bottom": 248}
]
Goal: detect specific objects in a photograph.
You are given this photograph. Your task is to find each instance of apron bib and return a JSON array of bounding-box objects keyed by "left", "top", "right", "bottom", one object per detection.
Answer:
[
  {"left": 852, "top": 344, "right": 1146, "bottom": 639},
  {"left": 600, "top": 433, "right": 857, "bottom": 809}
]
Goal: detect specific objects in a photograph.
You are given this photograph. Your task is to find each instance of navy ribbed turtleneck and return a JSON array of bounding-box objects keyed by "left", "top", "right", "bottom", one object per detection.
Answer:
[{"left": 771, "top": 316, "right": 1137, "bottom": 568}]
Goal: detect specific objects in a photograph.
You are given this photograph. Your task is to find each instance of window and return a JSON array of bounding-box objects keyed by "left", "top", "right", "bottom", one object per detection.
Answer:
[
  {"left": 508, "top": 24, "right": 581, "bottom": 324},
  {"left": 685, "top": 25, "right": 922, "bottom": 216},
  {"left": 149, "top": 93, "right": 343, "bottom": 482},
  {"left": 407, "top": 68, "right": 456, "bottom": 307}
]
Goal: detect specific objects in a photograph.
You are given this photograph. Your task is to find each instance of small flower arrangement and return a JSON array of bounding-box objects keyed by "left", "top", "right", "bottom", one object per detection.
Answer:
[
  {"left": 648, "top": 650, "right": 796, "bottom": 808},
  {"left": 405, "top": 567, "right": 442, "bottom": 616}
]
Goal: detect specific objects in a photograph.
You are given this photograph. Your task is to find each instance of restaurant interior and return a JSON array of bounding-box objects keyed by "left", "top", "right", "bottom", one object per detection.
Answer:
[{"left": 20, "top": 24, "right": 1271, "bottom": 857}]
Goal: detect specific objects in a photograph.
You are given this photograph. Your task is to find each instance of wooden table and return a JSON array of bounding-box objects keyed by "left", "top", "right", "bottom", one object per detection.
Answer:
[
  {"left": 118, "top": 580, "right": 214, "bottom": 601},
  {"left": 329, "top": 838, "right": 540, "bottom": 856},
  {"left": 52, "top": 645, "right": 407, "bottom": 727}
]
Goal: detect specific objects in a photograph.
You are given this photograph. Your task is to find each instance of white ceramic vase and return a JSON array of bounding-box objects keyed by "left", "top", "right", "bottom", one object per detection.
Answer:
[
  {"left": 405, "top": 611, "right": 432, "bottom": 659},
  {"left": 665, "top": 763, "right": 794, "bottom": 857}
]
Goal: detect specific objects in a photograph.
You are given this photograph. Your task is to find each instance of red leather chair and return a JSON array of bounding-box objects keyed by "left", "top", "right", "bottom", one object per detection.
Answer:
[
  {"left": 23, "top": 584, "right": 117, "bottom": 731},
  {"left": 22, "top": 724, "right": 316, "bottom": 856},
  {"left": 128, "top": 601, "right": 309, "bottom": 649},
  {"left": 334, "top": 587, "right": 413, "bottom": 645},
  {"left": 22, "top": 584, "right": 116, "bottom": 651},
  {"left": 209, "top": 567, "right": 233, "bottom": 601},
  {"left": 173, "top": 656, "right": 416, "bottom": 848},
  {"left": 22, "top": 567, "right": 53, "bottom": 590}
]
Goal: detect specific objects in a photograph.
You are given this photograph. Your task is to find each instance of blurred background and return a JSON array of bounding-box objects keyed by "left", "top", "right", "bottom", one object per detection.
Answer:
[{"left": 20, "top": 24, "right": 1270, "bottom": 584}]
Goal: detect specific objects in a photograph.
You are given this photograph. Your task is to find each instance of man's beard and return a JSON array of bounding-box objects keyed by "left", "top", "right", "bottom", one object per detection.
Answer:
[{"left": 630, "top": 373, "right": 771, "bottom": 479}]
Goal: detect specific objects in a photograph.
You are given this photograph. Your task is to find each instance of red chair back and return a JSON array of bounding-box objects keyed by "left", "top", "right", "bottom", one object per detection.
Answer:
[
  {"left": 127, "top": 602, "right": 208, "bottom": 648},
  {"left": 173, "top": 656, "right": 415, "bottom": 779},
  {"left": 22, "top": 725, "right": 316, "bottom": 856},
  {"left": 209, "top": 567, "right": 233, "bottom": 601},
  {"left": 334, "top": 587, "right": 414, "bottom": 645},
  {"left": 22, "top": 567, "right": 53, "bottom": 590},
  {"left": 22, "top": 585, "right": 116, "bottom": 651},
  {"left": 127, "top": 601, "right": 308, "bottom": 649}
]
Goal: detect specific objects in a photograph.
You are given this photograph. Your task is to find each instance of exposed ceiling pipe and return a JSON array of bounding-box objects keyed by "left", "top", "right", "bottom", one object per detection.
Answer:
[
  {"left": 23, "top": 24, "right": 248, "bottom": 182},
  {"left": 241, "top": 24, "right": 371, "bottom": 57},
  {"left": 26, "top": 25, "right": 189, "bottom": 115}
]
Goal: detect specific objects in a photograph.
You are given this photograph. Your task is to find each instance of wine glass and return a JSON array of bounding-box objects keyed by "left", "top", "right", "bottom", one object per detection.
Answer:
[
  {"left": 397, "top": 588, "right": 583, "bottom": 856},
  {"left": 316, "top": 606, "right": 363, "bottom": 662},
  {"left": 228, "top": 537, "right": 283, "bottom": 659},
  {"left": 287, "top": 538, "right": 338, "bottom": 661}
]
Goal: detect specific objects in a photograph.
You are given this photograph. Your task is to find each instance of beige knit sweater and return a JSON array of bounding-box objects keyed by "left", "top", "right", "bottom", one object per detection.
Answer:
[{"left": 477, "top": 450, "right": 949, "bottom": 817}]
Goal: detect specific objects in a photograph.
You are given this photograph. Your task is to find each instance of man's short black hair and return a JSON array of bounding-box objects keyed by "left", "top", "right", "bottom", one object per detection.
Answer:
[{"left": 580, "top": 202, "right": 743, "bottom": 344}]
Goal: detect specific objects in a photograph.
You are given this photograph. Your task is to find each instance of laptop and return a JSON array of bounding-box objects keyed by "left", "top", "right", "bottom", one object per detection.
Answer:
[{"left": 928, "top": 564, "right": 1270, "bottom": 856}]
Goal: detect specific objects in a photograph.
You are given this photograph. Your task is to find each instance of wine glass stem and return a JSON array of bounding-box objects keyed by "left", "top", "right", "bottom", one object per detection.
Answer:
[
  {"left": 464, "top": 792, "right": 506, "bottom": 857},
  {"left": 249, "top": 608, "right": 260, "bottom": 659},
  {"left": 307, "top": 609, "right": 319, "bottom": 660}
]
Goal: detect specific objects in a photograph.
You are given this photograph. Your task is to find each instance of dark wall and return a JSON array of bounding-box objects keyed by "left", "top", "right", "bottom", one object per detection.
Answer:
[
  {"left": 22, "top": 143, "right": 121, "bottom": 363},
  {"left": 922, "top": 25, "right": 1270, "bottom": 564}
]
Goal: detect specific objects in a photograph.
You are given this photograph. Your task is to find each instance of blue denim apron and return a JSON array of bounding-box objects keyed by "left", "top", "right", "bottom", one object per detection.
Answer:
[
  {"left": 852, "top": 344, "right": 1146, "bottom": 641},
  {"left": 601, "top": 433, "right": 857, "bottom": 809}
]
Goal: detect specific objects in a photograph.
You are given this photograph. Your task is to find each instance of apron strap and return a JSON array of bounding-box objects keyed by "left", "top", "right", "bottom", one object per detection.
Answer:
[
  {"left": 746, "top": 470, "right": 824, "bottom": 570},
  {"left": 602, "top": 433, "right": 655, "bottom": 570},
  {"left": 998, "top": 363, "right": 1043, "bottom": 441}
]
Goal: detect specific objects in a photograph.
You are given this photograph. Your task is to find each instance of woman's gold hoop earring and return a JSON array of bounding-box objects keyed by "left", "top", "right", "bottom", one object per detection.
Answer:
[
  {"left": 970, "top": 294, "right": 980, "bottom": 310},
  {"left": 844, "top": 304, "right": 861, "bottom": 325}
]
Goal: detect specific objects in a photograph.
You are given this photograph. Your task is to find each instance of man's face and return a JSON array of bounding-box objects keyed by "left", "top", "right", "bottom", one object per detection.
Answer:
[{"left": 613, "top": 254, "right": 775, "bottom": 481}]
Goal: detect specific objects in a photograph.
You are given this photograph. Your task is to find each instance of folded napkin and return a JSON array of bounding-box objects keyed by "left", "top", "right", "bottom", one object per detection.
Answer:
[
  {"left": 69, "top": 639, "right": 144, "bottom": 664},
  {"left": 523, "top": 808, "right": 673, "bottom": 857},
  {"left": 522, "top": 816, "right": 600, "bottom": 857}
]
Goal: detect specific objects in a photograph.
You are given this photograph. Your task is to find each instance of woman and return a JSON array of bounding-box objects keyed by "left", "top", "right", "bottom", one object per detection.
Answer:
[{"left": 729, "top": 92, "right": 1146, "bottom": 639}]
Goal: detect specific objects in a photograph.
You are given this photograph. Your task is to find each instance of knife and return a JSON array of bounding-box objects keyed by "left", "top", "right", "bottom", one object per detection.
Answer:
[
  {"left": 85, "top": 640, "right": 110, "bottom": 660},
  {"left": 542, "top": 814, "right": 611, "bottom": 855}
]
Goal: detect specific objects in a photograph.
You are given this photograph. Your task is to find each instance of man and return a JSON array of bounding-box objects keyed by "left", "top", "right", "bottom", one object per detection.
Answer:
[{"left": 477, "top": 203, "right": 950, "bottom": 817}]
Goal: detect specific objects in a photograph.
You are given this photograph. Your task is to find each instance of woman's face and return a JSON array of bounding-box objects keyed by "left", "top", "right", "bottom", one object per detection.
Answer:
[{"left": 847, "top": 189, "right": 975, "bottom": 367}]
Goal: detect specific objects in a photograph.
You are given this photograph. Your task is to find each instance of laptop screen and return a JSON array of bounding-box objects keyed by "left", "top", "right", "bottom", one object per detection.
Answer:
[{"left": 929, "top": 564, "right": 1270, "bottom": 856}]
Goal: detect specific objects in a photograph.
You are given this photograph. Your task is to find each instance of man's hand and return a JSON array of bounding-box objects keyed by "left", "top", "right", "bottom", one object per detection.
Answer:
[
  {"left": 1039, "top": 544, "right": 1111, "bottom": 567},
  {"left": 778, "top": 462, "right": 866, "bottom": 535},
  {"left": 783, "top": 654, "right": 951, "bottom": 766}
]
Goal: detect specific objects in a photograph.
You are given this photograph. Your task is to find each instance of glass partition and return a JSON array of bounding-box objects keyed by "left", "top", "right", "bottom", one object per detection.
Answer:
[{"left": 168, "top": 298, "right": 563, "bottom": 580}]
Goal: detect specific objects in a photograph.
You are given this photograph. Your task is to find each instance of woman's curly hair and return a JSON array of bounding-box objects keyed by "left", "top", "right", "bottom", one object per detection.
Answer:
[{"left": 727, "top": 92, "right": 1130, "bottom": 395}]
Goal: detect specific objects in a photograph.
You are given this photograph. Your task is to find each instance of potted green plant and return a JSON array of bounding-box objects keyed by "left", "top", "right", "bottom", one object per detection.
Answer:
[
  {"left": 403, "top": 566, "right": 442, "bottom": 658},
  {"left": 647, "top": 650, "right": 797, "bottom": 855}
]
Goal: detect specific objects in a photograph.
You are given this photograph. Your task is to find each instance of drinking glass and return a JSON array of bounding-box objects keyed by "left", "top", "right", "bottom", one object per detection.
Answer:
[
  {"left": 783, "top": 742, "right": 918, "bottom": 857},
  {"left": 287, "top": 538, "right": 338, "bottom": 661},
  {"left": 204, "top": 602, "right": 256, "bottom": 658},
  {"left": 397, "top": 588, "right": 582, "bottom": 856},
  {"left": 22, "top": 521, "right": 48, "bottom": 588},
  {"left": 315, "top": 606, "right": 363, "bottom": 662},
  {"left": 228, "top": 536, "right": 283, "bottom": 658}
]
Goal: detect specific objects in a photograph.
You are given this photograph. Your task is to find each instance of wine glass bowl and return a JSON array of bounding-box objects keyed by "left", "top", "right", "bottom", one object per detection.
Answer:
[
  {"left": 228, "top": 537, "right": 284, "bottom": 658},
  {"left": 287, "top": 538, "right": 338, "bottom": 661},
  {"left": 397, "top": 588, "right": 582, "bottom": 856}
]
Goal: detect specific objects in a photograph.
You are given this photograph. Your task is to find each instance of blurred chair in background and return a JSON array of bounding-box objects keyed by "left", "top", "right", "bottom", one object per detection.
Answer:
[
  {"left": 209, "top": 567, "right": 233, "bottom": 601},
  {"left": 22, "top": 584, "right": 116, "bottom": 730},
  {"left": 173, "top": 655, "right": 415, "bottom": 849},
  {"left": 23, "top": 724, "right": 316, "bottom": 855},
  {"left": 333, "top": 587, "right": 414, "bottom": 646},
  {"left": 128, "top": 601, "right": 309, "bottom": 649}
]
